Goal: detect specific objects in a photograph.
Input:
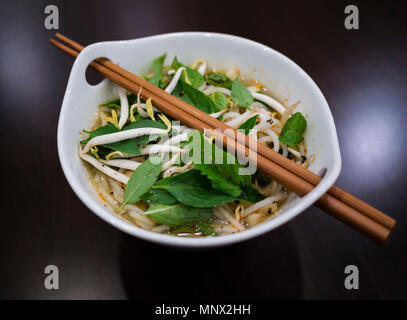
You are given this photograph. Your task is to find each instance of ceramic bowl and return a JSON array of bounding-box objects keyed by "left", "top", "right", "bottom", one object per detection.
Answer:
[{"left": 57, "top": 32, "right": 341, "bottom": 248}]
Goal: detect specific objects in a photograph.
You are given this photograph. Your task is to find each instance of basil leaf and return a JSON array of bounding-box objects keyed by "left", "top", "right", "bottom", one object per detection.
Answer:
[
  {"left": 206, "top": 72, "right": 233, "bottom": 89},
  {"left": 177, "top": 81, "right": 217, "bottom": 114},
  {"left": 231, "top": 78, "right": 254, "bottom": 108},
  {"left": 145, "top": 203, "right": 213, "bottom": 227},
  {"left": 120, "top": 156, "right": 163, "bottom": 210},
  {"left": 81, "top": 120, "right": 167, "bottom": 155},
  {"left": 153, "top": 170, "right": 238, "bottom": 207},
  {"left": 82, "top": 123, "right": 118, "bottom": 141},
  {"left": 171, "top": 82, "right": 194, "bottom": 106},
  {"left": 140, "top": 189, "right": 178, "bottom": 205},
  {"left": 171, "top": 56, "right": 205, "bottom": 89},
  {"left": 238, "top": 115, "right": 259, "bottom": 135},
  {"left": 170, "top": 56, "right": 183, "bottom": 69},
  {"left": 149, "top": 53, "right": 166, "bottom": 88},
  {"left": 279, "top": 112, "right": 307, "bottom": 147},
  {"left": 195, "top": 221, "right": 217, "bottom": 236},
  {"left": 104, "top": 139, "right": 142, "bottom": 155},
  {"left": 183, "top": 67, "right": 205, "bottom": 89},
  {"left": 210, "top": 92, "right": 228, "bottom": 111}
]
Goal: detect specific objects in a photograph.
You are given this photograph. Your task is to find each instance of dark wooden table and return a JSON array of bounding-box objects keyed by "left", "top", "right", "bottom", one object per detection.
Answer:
[{"left": 1, "top": 0, "right": 406, "bottom": 300}]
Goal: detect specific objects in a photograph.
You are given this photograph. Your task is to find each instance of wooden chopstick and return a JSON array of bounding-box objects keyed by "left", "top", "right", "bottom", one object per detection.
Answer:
[
  {"left": 53, "top": 33, "right": 396, "bottom": 232},
  {"left": 50, "top": 36, "right": 394, "bottom": 243}
]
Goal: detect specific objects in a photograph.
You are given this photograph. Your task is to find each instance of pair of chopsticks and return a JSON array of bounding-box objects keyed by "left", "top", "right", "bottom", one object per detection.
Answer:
[{"left": 50, "top": 33, "right": 396, "bottom": 244}]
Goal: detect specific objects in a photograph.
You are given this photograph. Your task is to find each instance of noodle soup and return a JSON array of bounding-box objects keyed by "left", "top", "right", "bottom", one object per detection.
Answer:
[{"left": 79, "top": 54, "right": 310, "bottom": 237}]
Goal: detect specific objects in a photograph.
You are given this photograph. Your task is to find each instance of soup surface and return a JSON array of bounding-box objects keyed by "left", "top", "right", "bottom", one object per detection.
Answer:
[{"left": 79, "top": 54, "right": 310, "bottom": 237}]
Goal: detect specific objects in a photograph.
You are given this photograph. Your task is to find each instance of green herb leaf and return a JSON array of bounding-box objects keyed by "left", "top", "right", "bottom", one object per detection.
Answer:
[
  {"left": 170, "top": 225, "right": 196, "bottom": 234},
  {"left": 140, "top": 189, "right": 178, "bottom": 205},
  {"left": 153, "top": 170, "right": 238, "bottom": 207},
  {"left": 210, "top": 92, "right": 228, "bottom": 111},
  {"left": 195, "top": 221, "right": 217, "bottom": 236},
  {"left": 238, "top": 114, "right": 259, "bottom": 135},
  {"left": 206, "top": 73, "right": 233, "bottom": 89},
  {"left": 279, "top": 112, "right": 307, "bottom": 147},
  {"left": 81, "top": 120, "right": 167, "bottom": 156},
  {"left": 231, "top": 78, "right": 254, "bottom": 108},
  {"left": 101, "top": 94, "right": 137, "bottom": 108},
  {"left": 193, "top": 163, "right": 242, "bottom": 197},
  {"left": 175, "top": 81, "right": 217, "bottom": 114},
  {"left": 149, "top": 53, "right": 166, "bottom": 88},
  {"left": 171, "top": 56, "right": 205, "bottom": 89},
  {"left": 119, "top": 156, "right": 163, "bottom": 210},
  {"left": 170, "top": 56, "right": 183, "bottom": 69},
  {"left": 145, "top": 203, "right": 213, "bottom": 227},
  {"left": 240, "top": 186, "right": 265, "bottom": 203},
  {"left": 187, "top": 131, "right": 251, "bottom": 192}
]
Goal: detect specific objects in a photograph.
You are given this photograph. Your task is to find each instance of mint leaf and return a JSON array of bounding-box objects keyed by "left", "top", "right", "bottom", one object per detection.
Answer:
[
  {"left": 231, "top": 78, "right": 254, "bottom": 108},
  {"left": 238, "top": 115, "right": 259, "bottom": 135},
  {"left": 210, "top": 92, "right": 228, "bottom": 111},
  {"left": 279, "top": 129, "right": 303, "bottom": 146},
  {"left": 279, "top": 112, "right": 307, "bottom": 147}
]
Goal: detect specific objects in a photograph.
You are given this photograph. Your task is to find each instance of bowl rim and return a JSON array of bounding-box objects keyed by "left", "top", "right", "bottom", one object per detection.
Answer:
[{"left": 57, "top": 31, "right": 342, "bottom": 248}]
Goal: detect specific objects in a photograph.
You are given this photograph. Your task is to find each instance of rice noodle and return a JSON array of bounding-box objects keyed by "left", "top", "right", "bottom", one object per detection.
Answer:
[
  {"left": 98, "top": 185, "right": 120, "bottom": 209},
  {"left": 213, "top": 225, "right": 236, "bottom": 235},
  {"left": 125, "top": 204, "right": 156, "bottom": 227},
  {"left": 107, "top": 177, "right": 124, "bottom": 202},
  {"left": 260, "top": 129, "right": 279, "bottom": 152},
  {"left": 216, "top": 206, "right": 245, "bottom": 231},
  {"left": 243, "top": 193, "right": 285, "bottom": 217},
  {"left": 93, "top": 171, "right": 111, "bottom": 193}
]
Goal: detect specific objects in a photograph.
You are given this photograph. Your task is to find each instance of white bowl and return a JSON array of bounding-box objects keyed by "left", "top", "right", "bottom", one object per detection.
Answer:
[{"left": 58, "top": 32, "right": 341, "bottom": 249}]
